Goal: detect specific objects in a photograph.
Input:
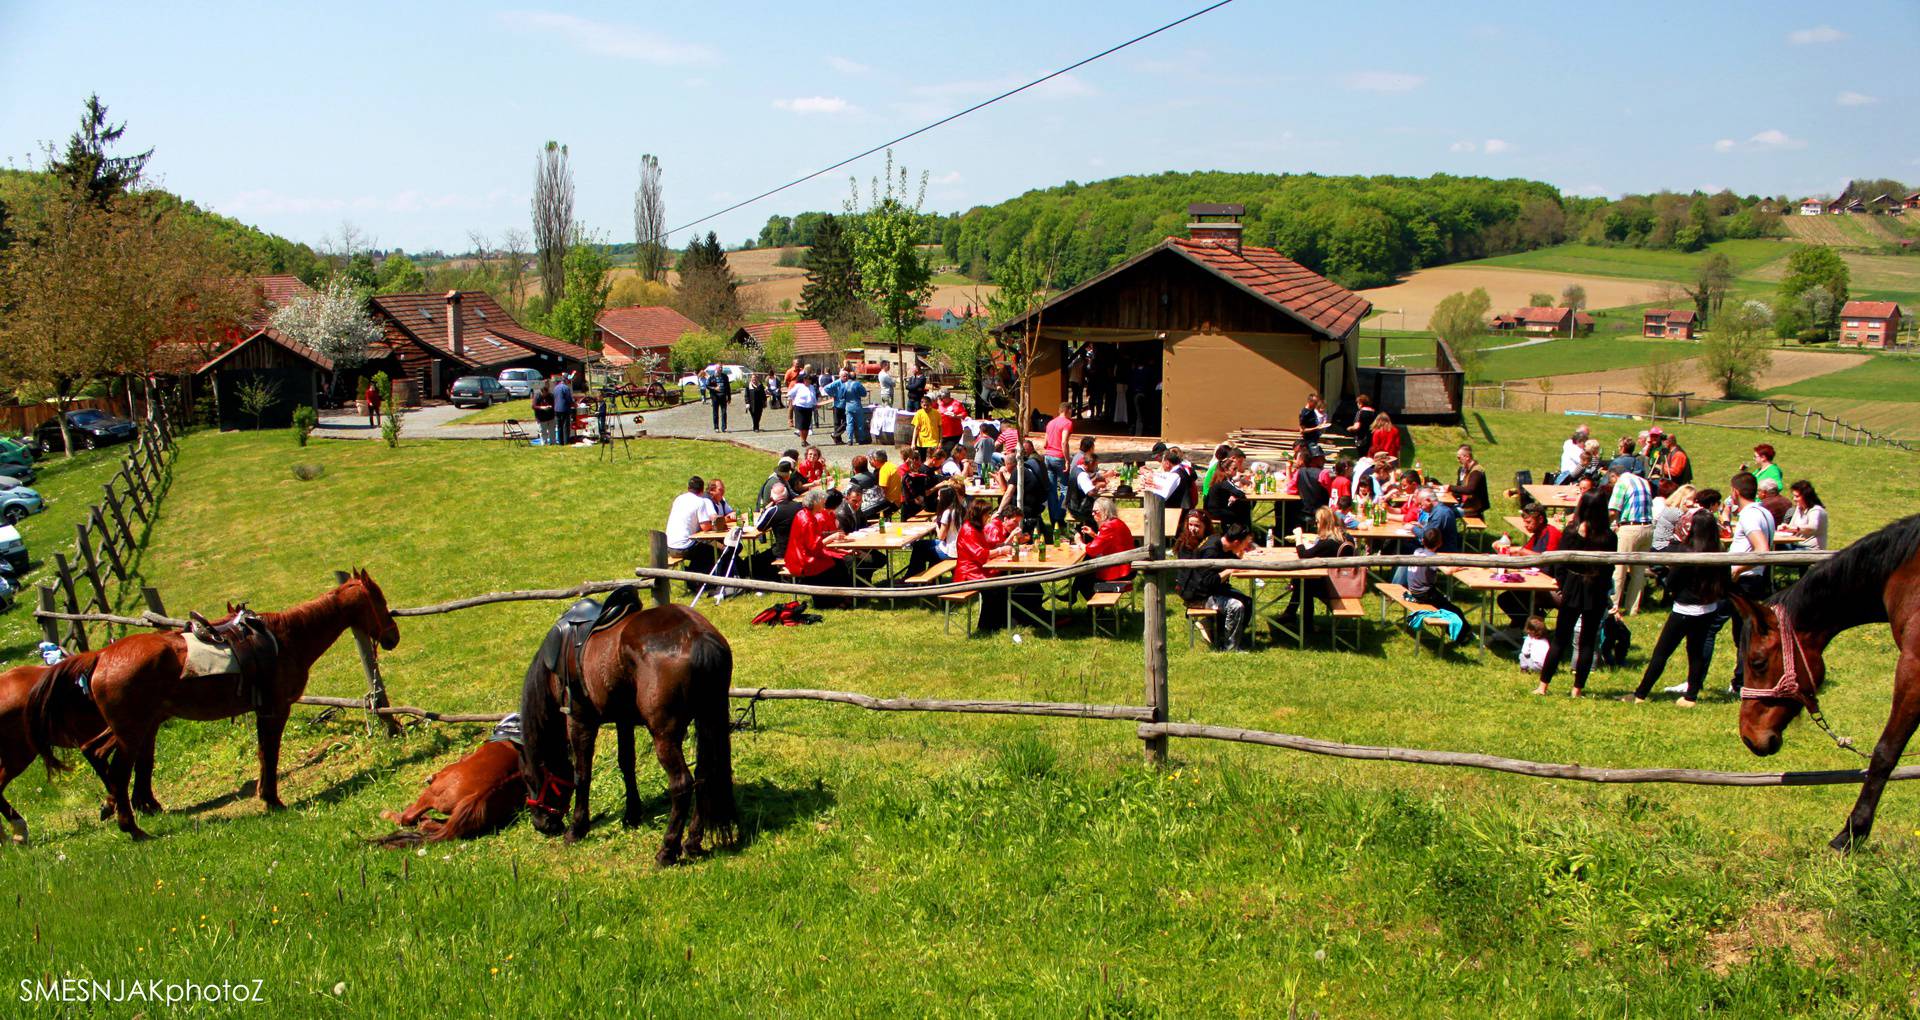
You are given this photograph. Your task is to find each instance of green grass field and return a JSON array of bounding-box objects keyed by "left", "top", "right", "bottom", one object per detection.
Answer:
[
  {"left": 0, "top": 445, "right": 142, "bottom": 663},
  {"left": 5, "top": 417, "right": 1920, "bottom": 1015},
  {"left": 1472, "top": 240, "right": 1796, "bottom": 284},
  {"left": 1468, "top": 335, "right": 1699, "bottom": 383}
]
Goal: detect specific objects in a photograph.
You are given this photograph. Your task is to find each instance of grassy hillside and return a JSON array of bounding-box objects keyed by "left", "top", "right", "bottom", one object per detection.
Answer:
[
  {"left": 5, "top": 418, "right": 1920, "bottom": 1014},
  {"left": 1470, "top": 239, "right": 1795, "bottom": 284}
]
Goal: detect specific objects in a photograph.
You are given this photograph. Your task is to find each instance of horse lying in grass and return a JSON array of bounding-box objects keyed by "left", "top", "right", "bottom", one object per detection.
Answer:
[
  {"left": 1735, "top": 512, "right": 1920, "bottom": 851},
  {"left": 373, "top": 717, "right": 526, "bottom": 847},
  {"left": 27, "top": 569, "right": 400, "bottom": 840},
  {"left": 1, "top": 658, "right": 114, "bottom": 846},
  {"left": 520, "top": 588, "right": 738, "bottom": 864}
]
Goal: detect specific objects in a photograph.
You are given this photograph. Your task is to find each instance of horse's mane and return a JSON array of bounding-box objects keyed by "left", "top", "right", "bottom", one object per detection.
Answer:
[
  {"left": 1774, "top": 512, "right": 1920, "bottom": 634},
  {"left": 517, "top": 640, "right": 567, "bottom": 784},
  {"left": 257, "top": 582, "right": 349, "bottom": 633}
]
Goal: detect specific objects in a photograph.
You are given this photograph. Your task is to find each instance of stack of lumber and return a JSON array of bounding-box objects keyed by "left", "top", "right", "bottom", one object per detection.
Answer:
[{"left": 1223, "top": 428, "right": 1354, "bottom": 462}]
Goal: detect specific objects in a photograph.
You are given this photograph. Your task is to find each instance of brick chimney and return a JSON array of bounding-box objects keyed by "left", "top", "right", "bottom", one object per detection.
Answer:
[
  {"left": 1186, "top": 202, "right": 1244, "bottom": 252},
  {"left": 444, "top": 291, "right": 464, "bottom": 358}
]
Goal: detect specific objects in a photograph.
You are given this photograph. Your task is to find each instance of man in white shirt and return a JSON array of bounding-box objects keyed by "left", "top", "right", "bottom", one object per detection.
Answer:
[
  {"left": 875, "top": 360, "right": 895, "bottom": 407},
  {"left": 665, "top": 475, "right": 718, "bottom": 590},
  {"left": 1723, "top": 470, "right": 1775, "bottom": 694},
  {"left": 1558, "top": 424, "right": 1590, "bottom": 482}
]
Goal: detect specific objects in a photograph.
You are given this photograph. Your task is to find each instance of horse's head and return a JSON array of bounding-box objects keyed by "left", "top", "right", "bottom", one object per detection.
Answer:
[
  {"left": 343, "top": 568, "right": 401, "bottom": 651},
  {"left": 1731, "top": 592, "right": 1829, "bottom": 757},
  {"left": 518, "top": 657, "right": 572, "bottom": 837}
]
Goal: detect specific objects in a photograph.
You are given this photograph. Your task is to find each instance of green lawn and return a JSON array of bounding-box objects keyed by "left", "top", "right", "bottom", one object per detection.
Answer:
[
  {"left": 1470, "top": 335, "right": 1699, "bottom": 383},
  {"left": 1472, "top": 240, "right": 1797, "bottom": 284},
  {"left": 5, "top": 419, "right": 1920, "bottom": 1014},
  {"left": 0, "top": 444, "right": 141, "bottom": 663}
]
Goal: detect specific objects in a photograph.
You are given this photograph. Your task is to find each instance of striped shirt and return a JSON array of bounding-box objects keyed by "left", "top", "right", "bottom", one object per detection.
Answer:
[{"left": 1608, "top": 472, "right": 1652, "bottom": 524}]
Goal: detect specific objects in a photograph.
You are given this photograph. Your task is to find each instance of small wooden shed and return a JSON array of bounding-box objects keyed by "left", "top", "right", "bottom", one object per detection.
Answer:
[{"left": 196, "top": 328, "right": 334, "bottom": 430}]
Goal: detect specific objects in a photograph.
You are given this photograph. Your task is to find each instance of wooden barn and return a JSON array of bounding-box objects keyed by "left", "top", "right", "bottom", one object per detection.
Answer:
[
  {"left": 195, "top": 328, "right": 334, "bottom": 430},
  {"left": 994, "top": 204, "right": 1377, "bottom": 444},
  {"left": 369, "top": 290, "right": 594, "bottom": 401}
]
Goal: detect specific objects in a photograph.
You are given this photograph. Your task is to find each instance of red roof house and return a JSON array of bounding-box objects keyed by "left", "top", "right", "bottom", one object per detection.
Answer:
[
  {"left": 1511, "top": 306, "right": 1588, "bottom": 335},
  {"left": 1838, "top": 301, "right": 1903, "bottom": 348},
  {"left": 369, "top": 291, "right": 595, "bottom": 399},
  {"left": 595, "top": 305, "right": 700, "bottom": 366},
  {"left": 990, "top": 203, "right": 1384, "bottom": 440},
  {"left": 1643, "top": 309, "right": 1698, "bottom": 339},
  {"left": 736, "top": 320, "right": 838, "bottom": 360}
]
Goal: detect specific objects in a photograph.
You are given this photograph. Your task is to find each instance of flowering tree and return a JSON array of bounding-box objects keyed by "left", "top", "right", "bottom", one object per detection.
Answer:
[{"left": 270, "top": 278, "right": 381, "bottom": 398}]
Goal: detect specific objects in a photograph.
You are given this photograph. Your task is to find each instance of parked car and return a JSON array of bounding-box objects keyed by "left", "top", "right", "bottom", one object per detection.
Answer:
[
  {"left": 0, "top": 482, "right": 44, "bottom": 526},
  {"left": 0, "top": 523, "right": 26, "bottom": 574},
  {"left": 448, "top": 375, "right": 509, "bottom": 409},
  {"left": 0, "top": 435, "right": 39, "bottom": 463},
  {"left": 0, "top": 439, "right": 35, "bottom": 484},
  {"left": 498, "top": 368, "right": 543, "bottom": 398},
  {"left": 676, "top": 364, "right": 751, "bottom": 389},
  {"left": 33, "top": 410, "right": 137, "bottom": 452}
]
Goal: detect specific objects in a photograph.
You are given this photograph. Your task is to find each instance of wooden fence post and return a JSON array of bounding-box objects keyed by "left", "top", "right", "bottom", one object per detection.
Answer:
[
  {"left": 141, "top": 586, "right": 167, "bottom": 620},
  {"left": 1764, "top": 403, "right": 1773, "bottom": 432},
  {"left": 1140, "top": 491, "right": 1169, "bottom": 765},
  {"left": 118, "top": 465, "right": 147, "bottom": 522},
  {"left": 73, "top": 524, "right": 110, "bottom": 612},
  {"left": 90, "top": 507, "right": 127, "bottom": 581},
  {"left": 36, "top": 586, "right": 61, "bottom": 647},
  {"left": 103, "top": 486, "right": 137, "bottom": 553},
  {"left": 1679, "top": 393, "right": 1689, "bottom": 423},
  {"left": 51, "top": 554, "right": 87, "bottom": 651},
  {"left": 335, "top": 569, "right": 402, "bottom": 736},
  {"left": 649, "top": 531, "right": 673, "bottom": 607}
]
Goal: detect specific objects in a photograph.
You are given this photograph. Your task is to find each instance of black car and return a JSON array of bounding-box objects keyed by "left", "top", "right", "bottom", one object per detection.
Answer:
[
  {"left": 448, "top": 376, "right": 508, "bottom": 409},
  {"left": 33, "top": 409, "right": 138, "bottom": 452}
]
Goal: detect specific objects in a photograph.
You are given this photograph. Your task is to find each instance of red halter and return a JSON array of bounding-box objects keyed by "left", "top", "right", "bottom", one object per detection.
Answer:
[
  {"left": 1739, "top": 604, "right": 1818, "bottom": 709},
  {"left": 525, "top": 773, "right": 575, "bottom": 817}
]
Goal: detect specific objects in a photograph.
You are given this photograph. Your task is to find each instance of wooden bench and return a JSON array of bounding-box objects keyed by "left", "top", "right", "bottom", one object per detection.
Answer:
[
  {"left": 1086, "top": 585, "right": 1132, "bottom": 639},
  {"left": 940, "top": 590, "right": 978, "bottom": 635},
  {"left": 903, "top": 559, "right": 955, "bottom": 607},
  {"left": 1327, "top": 594, "right": 1366, "bottom": 651},
  {"left": 1375, "top": 582, "right": 1454, "bottom": 654},
  {"left": 1185, "top": 605, "right": 1218, "bottom": 649},
  {"left": 1461, "top": 515, "right": 1489, "bottom": 551}
]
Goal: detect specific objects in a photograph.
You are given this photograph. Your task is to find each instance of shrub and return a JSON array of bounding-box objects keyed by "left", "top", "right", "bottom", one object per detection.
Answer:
[{"left": 292, "top": 405, "right": 317, "bottom": 446}]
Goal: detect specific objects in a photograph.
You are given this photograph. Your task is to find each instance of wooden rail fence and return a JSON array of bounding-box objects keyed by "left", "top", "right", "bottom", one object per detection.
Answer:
[
  {"left": 31, "top": 408, "right": 178, "bottom": 653},
  {"left": 40, "top": 490, "right": 1892, "bottom": 791}
]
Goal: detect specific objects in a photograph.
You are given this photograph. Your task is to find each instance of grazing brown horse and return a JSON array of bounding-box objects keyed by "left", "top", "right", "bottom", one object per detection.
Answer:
[
  {"left": 27, "top": 569, "right": 400, "bottom": 840},
  {"left": 373, "top": 724, "right": 525, "bottom": 847},
  {"left": 1, "top": 658, "right": 115, "bottom": 845},
  {"left": 1734, "top": 513, "right": 1920, "bottom": 851},
  {"left": 520, "top": 592, "right": 737, "bottom": 864}
]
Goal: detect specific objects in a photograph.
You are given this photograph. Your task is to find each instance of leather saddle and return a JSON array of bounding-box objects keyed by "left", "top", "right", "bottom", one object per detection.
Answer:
[
  {"left": 535, "top": 586, "right": 643, "bottom": 715},
  {"left": 186, "top": 608, "right": 280, "bottom": 707}
]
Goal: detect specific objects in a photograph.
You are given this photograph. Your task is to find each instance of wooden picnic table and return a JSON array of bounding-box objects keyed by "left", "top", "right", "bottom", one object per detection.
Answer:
[
  {"left": 964, "top": 483, "right": 1007, "bottom": 499},
  {"left": 1244, "top": 489, "right": 1300, "bottom": 532},
  {"left": 1441, "top": 566, "right": 1559, "bottom": 651},
  {"left": 1223, "top": 546, "right": 1332, "bottom": 649},
  {"left": 983, "top": 544, "right": 1086, "bottom": 636},
  {"left": 1117, "top": 506, "right": 1181, "bottom": 541},
  {"left": 828, "top": 520, "right": 936, "bottom": 596},
  {"left": 1522, "top": 483, "right": 1583, "bottom": 509},
  {"left": 692, "top": 524, "right": 760, "bottom": 543}
]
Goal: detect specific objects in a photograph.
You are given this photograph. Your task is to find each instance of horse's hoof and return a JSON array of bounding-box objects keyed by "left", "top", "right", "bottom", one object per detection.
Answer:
[
  {"left": 1830, "top": 829, "right": 1860, "bottom": 853},
  {"left": 98, "top": 801, "right": 114, "bottom": 821},
  {"left": 622, "top": 811, "right": 643, "bottom": 830},
  {"left": 135, "top": 798, "right": 164, "bottom": 816},
  {"left": 655, "top": 847, "right": 681, "bottom": 868},
  {"left": 126, "top": 827, "right": 152, "bottom": 842},
  {"left": 564, "top": 827, "right": 587, "bottom": 845}
]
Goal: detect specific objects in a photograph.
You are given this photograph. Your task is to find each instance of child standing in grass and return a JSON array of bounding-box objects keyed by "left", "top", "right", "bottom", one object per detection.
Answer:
[{"left": 1518, "top": 616, "right": 1550, "bottom": 676}]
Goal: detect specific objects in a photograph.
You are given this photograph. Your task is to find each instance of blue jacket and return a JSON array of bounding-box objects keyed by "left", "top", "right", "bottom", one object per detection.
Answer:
[
  {"left": 552, "top": 382, "right": 574, "bottom": 414},
  {"left": 826, "top": 378, "right": 864, "bottom": 409},
  {"left": 1417, "top": 502, "right": 1463, "bottom": 553}
]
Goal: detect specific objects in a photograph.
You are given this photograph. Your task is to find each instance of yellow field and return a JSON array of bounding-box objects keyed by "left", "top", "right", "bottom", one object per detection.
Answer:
[{"left": 1358, "top": 265, "right": 1664, "bottom": 326}]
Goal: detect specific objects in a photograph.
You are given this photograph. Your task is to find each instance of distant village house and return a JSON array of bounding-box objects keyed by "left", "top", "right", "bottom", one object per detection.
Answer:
[
  {"left": 594, "top": 306, "right": 700, "bottom": 368},
  {"left": 367, "top": 291, "right": 593, "bottom": 401},
  {"left": 1837, "top": 301, "right": 1903, "bottom": 348},
  {"left": 1642, "top": 309, "right": 1698, "bottom": 340}
]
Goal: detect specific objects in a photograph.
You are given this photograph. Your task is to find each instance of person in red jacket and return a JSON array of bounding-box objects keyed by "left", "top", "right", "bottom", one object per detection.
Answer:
[
  {"left": 1367, "top": 412, "right": 1401, "bottom": 459},
  {"left": 1071, "top": 497, "right": 1134, "bottom": 604},
  {"left": 1496, "top": 502, "right": 1561, "bottom": 626},
  {"left": 365, "top": 380, "right": 382, "bottom": 427},
  {"left": 785, "top": 489, "right": 852, "bottom": 607}
]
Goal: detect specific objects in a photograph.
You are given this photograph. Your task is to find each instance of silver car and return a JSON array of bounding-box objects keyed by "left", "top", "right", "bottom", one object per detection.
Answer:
[{"left": 498, "top": 368, "right": 543, "bottom": 398}]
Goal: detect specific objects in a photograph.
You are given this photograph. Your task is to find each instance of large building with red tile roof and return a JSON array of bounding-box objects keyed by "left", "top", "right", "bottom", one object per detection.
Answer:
[
  {"left": 1838, "top": 301, "right": 1903, "bottom": 348},
  {"left": 993, "top": 203, "right": 1386, "bottom": 442},
  {"left": 736, "top": 319, "right": 839, "bottom": 360},
  {"left": 368, "top": 291, "right": 594, "bottom": 399},
  {"left": 594, "top": 305, "right": 700, "bottom": 366}
]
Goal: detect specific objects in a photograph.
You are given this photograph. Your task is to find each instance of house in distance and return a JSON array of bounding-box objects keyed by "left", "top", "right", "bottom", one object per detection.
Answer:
[
  {"left": 367, "top": 291, "right": 594, "bottom": 401},
  {"left": 1837, "top": 301, "right": 1903, "bottom": 348},
  {"left": 1642, "top": 309, "right": 1698, "bottom": 339}
]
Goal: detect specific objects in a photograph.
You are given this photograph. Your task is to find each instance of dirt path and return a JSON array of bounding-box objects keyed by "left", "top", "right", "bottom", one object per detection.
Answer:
[
  {"left": 1484, "top": 350, "right": 1869, "bottom": 415},
  {"left": 1359, "top": 266, "right": 1665, "bottom": 325}
]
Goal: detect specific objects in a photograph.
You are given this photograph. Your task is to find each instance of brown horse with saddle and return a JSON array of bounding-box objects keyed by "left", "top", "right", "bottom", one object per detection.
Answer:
[
  {"left": 519, "top": 586, "right": 738, "bottom": 865},
  {"left": 1, "top": 658, "right": 115, "bottom": 845},
  {"left": 1734, "top": 513, "right": 1920, "bottom": 851},
  {"left": 26, "top": 569, "right": 400, "bottom": 839}
]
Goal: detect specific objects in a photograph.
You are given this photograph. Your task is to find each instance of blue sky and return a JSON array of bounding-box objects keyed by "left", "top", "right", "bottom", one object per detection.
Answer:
[{"left": 3, "top": 1, "right": 1915, "bottom": 254}]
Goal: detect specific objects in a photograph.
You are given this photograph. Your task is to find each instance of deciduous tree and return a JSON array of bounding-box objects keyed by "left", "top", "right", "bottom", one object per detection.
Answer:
[
  {"left": 533, "top": 141, "right": 575, "bottom": 302},
  {"left": 270, "top": 278, "right": 381, "bottom": 374},
  {"left": 1428, "top": 288, "right": 1493, "bottom": 378},
  {"left": 375, "top": 251, "right": 425, "bottom": 294},
  {"left": 633, "top": 154, "right": 667, "bottom": 282},
  {"left": 1701, "top": 301, "right": 1773, "bottom": 396},
  {"left": 544, "top": 243, "right": 613, "bottom": 347},
  {"left": 845, "top": 151, "right": 934, "bottom": 346}
]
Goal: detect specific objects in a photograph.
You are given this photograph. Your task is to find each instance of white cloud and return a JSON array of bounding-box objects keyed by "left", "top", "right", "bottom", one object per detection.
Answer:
[
  {"left": 1837, "top": 90, "right": 1878, "bottom": 106},
  {"left": 1449, "top": 140, "right": 1477, "bottom": 153},
  {"left": 1565, "top": 183, "right": 1611, "bottom": 199},
  {"left": 929, "top": 171, "right": 963, "bottom": 185},
  {"left": 1341, "top": 70, "right": 1425, "bottom": 93},
  {"left": 496, "top": 11, "right": 715, "bottom": 65},
  {"left": 773, "top": 96, "right": 854, "bottom": 115},
  {"left": 1713, "top": 139, "right": 1736, "bottom": 153},
  {"left": 1787, "top": 25, "right": 1845, "bottom": 44},
  {"left": 827, "top": 55, "right": 870, "bottom": 74},
  {"left": 1089, "top": 156, "right": 1106, "bottom": 167},
  {"left": 1482, "top": 138, "right": 1511, "bottom": 154},
  {"left": 1748, "top": 128, "right": 1804, "bottom": 149}
]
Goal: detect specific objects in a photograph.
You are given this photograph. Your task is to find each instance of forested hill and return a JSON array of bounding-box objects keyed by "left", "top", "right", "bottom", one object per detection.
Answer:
[
  {"left": 940, "top": 171, "right": 1580, "bottom": 290},
  {"left": 0, "top": 169, "right": 325, "bottom": 281}
]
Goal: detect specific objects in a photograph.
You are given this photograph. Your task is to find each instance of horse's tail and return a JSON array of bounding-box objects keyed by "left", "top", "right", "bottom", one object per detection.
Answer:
[
  {"left": 24, "top": 655, "right": 92, "bottom": 775},
  {"left": 368, "top": 827, "right": 426, "bottom": 849},
  {"left": 689, "top": 624, "right": 739, "bottom": 847}
]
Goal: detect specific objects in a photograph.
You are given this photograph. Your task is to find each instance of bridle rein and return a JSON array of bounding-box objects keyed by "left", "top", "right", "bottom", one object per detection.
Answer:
[{"left": 1742, "top": 603, "right": 1870, "bottom": 757}]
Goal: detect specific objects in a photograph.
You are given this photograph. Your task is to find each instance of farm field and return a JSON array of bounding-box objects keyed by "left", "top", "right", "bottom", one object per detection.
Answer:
[
  {"left": 1466, "top": 335, "right": 1700, "bottom": 384},
  {"left": 1781, "top": 214, "right": 1915, "bottom": 249},
  {"left": 1470, "top": 239, "right": 1796, "bottom": 284},
  {"left": 1691, "top": 354, "right": 1920, "bottom": 439},
  {"left": 544, "top": 246, "right": 1000, "bottom": 316},
  {"left": 5, "top": 417, "right": 1920, "bottom": 1015},
  {"left": 1356, "top": 265, "right": 1665, "bottom": 326},
  {"left": 1487, "top": 348, "right": 1866, "bottom": 414},
  {"left": 1747, "top": 249, "right": 1920, "bottom": 307}
]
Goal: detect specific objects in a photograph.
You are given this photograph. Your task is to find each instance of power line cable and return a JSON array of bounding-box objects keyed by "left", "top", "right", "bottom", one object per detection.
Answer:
[{"left": 660, "top": 0, "right": 1237, "bottom": 242}]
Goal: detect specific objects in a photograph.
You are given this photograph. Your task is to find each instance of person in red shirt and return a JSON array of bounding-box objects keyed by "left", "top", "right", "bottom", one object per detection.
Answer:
[
  {"left": 1497, "top": 502, "right": 1561, "bottom": 626},
  {"left": 785, "top": 489, "right": 852, "bottom": 607},
  {"left": 364, "top": 380, "right": 382, "bottom": 427},
  {"left": 984, "top": 502, "right": 1023, "bottom": 546},
  {"left": 1367, "top": 412, "right": 1401, "bottom": 459},
  {"left": 797, "top": 446, "right": 825, "bottom": 486},
  {"left": 937, "top": 391, "right": 966, "bottom": 453},
  {"left": 1071, "top": 497, "right": 1134, "bottom": 604}
]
